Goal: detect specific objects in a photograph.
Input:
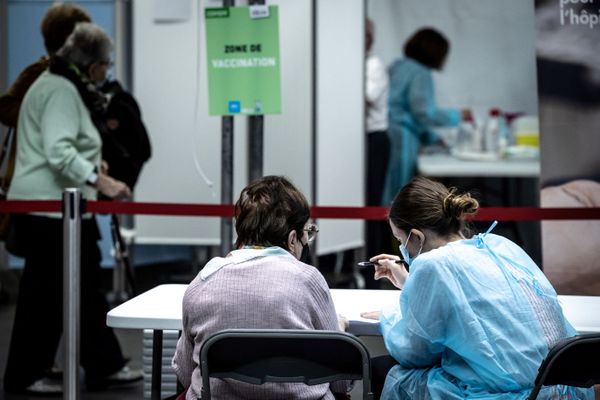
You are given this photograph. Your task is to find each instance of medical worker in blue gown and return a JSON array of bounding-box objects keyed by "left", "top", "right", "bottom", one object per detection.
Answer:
[
  {"left": 383, "top": 28, "right": 471, "bottom": 205},
  {"left": 367, "top": 177, "right": 594, "bottom": 400}
]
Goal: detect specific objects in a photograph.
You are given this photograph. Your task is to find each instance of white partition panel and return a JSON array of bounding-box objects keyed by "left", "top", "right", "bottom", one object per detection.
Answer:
[{"left": 316, "top": 0, "right": 365, "bottom": 255}]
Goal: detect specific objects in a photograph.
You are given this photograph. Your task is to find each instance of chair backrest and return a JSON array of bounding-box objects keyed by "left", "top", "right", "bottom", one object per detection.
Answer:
[
  {"left": 199, "top": 329, "right": 373, "bottom": 400},
  {"left": 528, "top": 333, "right": 600, "bottom": 400}
]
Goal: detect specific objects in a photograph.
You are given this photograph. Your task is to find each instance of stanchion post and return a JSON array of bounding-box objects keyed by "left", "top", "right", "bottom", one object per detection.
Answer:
[
  {"left": 63, "top": 188, "right": 82, "bottom": 400},
  {"left": 248, "top": 114, "right": 263, "bottom": 183},
  {"left": 220, "top": 0, "right": 235, "bottom": 256},
  {"left": 221, "top": 115, "right": 234, "bottom": 256},
  {"left": 248, "top": 0, "right": 265, "bottom": 184}
]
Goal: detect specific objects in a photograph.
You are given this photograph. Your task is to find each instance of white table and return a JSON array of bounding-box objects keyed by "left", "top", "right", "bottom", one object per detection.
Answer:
[
  {"left": 106, "top": 285, "right": 398, "bottom": 334},
  {"left": 418, "top": 153, "right": 540, "bottom": 178},
  {"left": 107, "top": 284, "right": 600, "bottom": 399},
  {"left": 107, "top": 284, "right": 600, "bottom": 334}
]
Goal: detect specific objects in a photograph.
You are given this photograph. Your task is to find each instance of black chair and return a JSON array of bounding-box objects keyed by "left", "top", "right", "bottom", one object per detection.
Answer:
[
  {"left": 199, "top": 329, "right": 373, "bottom": 400},
  {"left": 528, "top": 333, "right": 600, "bottom": 399}
]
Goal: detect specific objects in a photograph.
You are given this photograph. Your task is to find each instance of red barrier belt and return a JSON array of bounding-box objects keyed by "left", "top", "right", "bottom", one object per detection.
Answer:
[
  {"left": 0, "top": 200, "right": 599, "bottom": 221},
  {"left": 88, "top": 201, "right": 236, "bottom": 217}
]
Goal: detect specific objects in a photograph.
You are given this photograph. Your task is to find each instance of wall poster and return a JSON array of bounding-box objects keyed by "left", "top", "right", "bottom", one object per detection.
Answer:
[
  {"left": 204, "top": 5, "right": 281, "bottom": 116},
  {"left": 536, "top": 0, "right": 600, "bottom": 295}
]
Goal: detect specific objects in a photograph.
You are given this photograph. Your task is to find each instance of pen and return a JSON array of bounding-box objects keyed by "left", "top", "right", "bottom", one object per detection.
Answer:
[{"left": 357, "top": 259, "right": 407, "bottom": 268}]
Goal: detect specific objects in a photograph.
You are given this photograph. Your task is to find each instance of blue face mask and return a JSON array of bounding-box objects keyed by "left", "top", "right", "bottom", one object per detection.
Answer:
[{"left": 399, "top": 231, "right": 423, "bottom": 266}]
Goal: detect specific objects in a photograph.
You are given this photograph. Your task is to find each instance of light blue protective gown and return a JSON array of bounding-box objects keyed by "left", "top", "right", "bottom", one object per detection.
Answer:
[
  {"left": 383, "top": 58, "right": 460, "bottom": 205},
  {"left": 379, "top": 232, "right": 594, "bottom": 399}
]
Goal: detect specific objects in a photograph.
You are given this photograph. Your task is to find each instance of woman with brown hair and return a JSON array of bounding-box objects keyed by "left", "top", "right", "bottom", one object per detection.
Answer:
[
  {"left": 172, "top": 176, "right": 351, "bottom": 400},
  {"left": 368, "top": 177, "right": 592, "bottom": 399}
]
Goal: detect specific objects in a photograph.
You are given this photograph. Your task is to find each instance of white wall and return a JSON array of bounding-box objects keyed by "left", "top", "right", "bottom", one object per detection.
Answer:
[
  {"left": 316, "top": 0, "right": 365, "bottom": 254},
  {"left": 132, "top": 0, "right": 365, "bottom": 252},
  {"left": 368, "top": 0, "right": 538, "bottom": 118},
  {"left": 133, "top": 0, "right": 223, "bottom": 244}
]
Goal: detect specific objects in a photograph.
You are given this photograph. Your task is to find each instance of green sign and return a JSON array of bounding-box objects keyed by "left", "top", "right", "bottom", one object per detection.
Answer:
[{"left": 205, "top": 6, "right": 281, "bottom": 116}]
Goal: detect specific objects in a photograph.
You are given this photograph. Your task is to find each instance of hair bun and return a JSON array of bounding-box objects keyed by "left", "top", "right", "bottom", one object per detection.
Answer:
[{"left": 443, "top": 192, "right": 479, "bottom": 219}]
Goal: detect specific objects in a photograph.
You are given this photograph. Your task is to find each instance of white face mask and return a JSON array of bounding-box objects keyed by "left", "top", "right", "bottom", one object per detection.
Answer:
[{"left": 399, "top": 231, "right": 423, "bottom": 266}]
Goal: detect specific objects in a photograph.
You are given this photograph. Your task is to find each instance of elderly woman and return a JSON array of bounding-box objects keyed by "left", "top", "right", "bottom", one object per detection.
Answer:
[
  {"left": 4, "top": 23, "right": 139, "bottom": 395},
  {"left": 172, "top": 175, "right": 351, "bottom": 400}
]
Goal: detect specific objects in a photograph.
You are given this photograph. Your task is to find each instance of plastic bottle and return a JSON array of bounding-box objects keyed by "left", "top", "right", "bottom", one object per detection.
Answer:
[
  {"left": 456, "top": 113, "right": 476, "bottom": 153},
  {"left": 497, "top": 114, "right": 510, "bottom": 158},
  {"left": 471, "top": 115, "right": 482, "bottom": 152},
  {"left": 483, "top": 108, "right": 501, "bottom": 154}
]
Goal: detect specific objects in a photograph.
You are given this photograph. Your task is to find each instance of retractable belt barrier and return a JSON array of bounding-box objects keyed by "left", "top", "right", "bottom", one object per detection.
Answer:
[
  {"left": 1, "top": 199, "right": 600, "bottom": 220},
  {"left": 3, "top": 193, "right": 599, "bottom": 400}
]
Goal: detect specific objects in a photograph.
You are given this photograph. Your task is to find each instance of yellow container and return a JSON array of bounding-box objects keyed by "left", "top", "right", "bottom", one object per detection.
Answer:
[
  {"left": 516, "top": 132, "right": 539, "bottom": 147},
  {"left": 512, "top": 116, "right": 539, "bottom": 148}
]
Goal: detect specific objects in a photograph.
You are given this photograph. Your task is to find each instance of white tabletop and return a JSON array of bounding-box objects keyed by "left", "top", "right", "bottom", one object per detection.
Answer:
[
  {"left": 418, "top": 153, "right": 540, "bottom": 178},
  {"left": 107, "top": 284, "right": 185, "bottom": 330},
  {"left": 107, "top": 284, "right": 600, "bottom": 335}
]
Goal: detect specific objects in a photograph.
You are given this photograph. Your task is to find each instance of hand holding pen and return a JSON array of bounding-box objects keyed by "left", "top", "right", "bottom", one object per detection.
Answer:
[
  {"left": 358, "top": 254, "right": 409, "bottom": 290},
  {"left": 357, "top": 259, "right": 407, "bottom": 268}
]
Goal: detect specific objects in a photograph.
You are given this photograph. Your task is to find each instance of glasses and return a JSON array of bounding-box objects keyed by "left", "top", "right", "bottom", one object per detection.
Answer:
[
  {"left": 304, "top": 223, "right": 319, "bottom": 243},
  {"left": 98, "top": 60, "right": 114, "bottom": 68}
]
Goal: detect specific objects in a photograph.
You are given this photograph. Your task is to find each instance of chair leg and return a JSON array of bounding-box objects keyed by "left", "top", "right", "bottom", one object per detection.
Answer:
[{"left": 527, "top": 384, "right": 541, "bottom": 400}]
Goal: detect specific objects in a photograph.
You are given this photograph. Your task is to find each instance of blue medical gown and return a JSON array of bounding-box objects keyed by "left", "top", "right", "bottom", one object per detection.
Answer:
[
  {"left": 383, "top": 58, "right": 460, "bottom": 205},
  {"left": 379, "top": 234, "right": 594, "bottom": 399}
]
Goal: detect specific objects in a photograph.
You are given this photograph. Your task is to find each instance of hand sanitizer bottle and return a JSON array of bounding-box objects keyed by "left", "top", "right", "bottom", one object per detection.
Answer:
[
  {"left": 483, "top": 108, "right": 501, "bottom": 154},
  {"left": 456, "top": 113, "right": 476, "bottom": 152}
]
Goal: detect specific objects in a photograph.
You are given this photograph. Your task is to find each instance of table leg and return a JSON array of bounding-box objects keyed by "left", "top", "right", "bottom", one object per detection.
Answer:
[{"left": 151, "top": 329, "right": 163, "bottom": 400}]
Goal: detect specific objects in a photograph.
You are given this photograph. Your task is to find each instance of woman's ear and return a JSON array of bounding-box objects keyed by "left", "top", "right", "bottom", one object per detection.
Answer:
[
  {"left": 87, "top": 63, "right": 97, "bottom": 78},
  {"left": 287, "top": 230, "right": 297, "bottom": 253},
  {"left": 413, "top": 229, "right": 425, "bottom": 246}
]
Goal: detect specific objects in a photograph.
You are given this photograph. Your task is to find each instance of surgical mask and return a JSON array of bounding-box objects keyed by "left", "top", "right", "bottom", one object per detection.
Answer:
[
  {"left": 399, "top": 231, "right": 423, "bottom": 266},
  {"left": 299, "top": 241, "right": 311, "bottom": 264},
  {"left": 95, "top": 73, "right": 112, "bottom": 90}
]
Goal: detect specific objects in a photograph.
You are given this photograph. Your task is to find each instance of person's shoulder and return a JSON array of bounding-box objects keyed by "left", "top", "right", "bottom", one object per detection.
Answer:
[
  {"left": 486, "top": 233, "right": 520, "bottom": 250},
  {"left": 411, "top": 243, "right": 462, "bottom": 279},
  {"left": 13, "top": 57, "right": 48, "bottom": 84},
  {"left": 398, "top": 58, "right": 431, "bottom": 77},
  {"left": 272, "top": 256, "right": 329, "bottom": 286},
  {"left": 35, "top": 72, "right": 80, "bottom": 100},
  {"left": 389, "top": 57, "right": 427, "bottom": 77},
  {"left": 389, "top": 58, "right": 405, "bottom": 69},
  {"left": 182, "top": 267, "right": 213, "bottom": 304},
  {"left": 24, "top": 57, "right": 49, "bottom": 74},
  {"left": 367, "top": 53, "right": 384, "bottom": 65}
]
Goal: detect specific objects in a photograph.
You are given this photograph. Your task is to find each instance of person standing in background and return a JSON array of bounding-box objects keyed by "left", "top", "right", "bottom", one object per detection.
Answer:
[
  {"left": 382, "top": 27, "right": 471, "bottom": 205},
  {"left": 364, "top": 19, "right": 391, "bottom": 288},
  {"left": 0, "top": 3, "right": 91, "bottom": 243},
  {"left": 3, "top": 22, "right": 141, "bottom": 395},
  {"left": 0, "top": 2, "right": 92, "bottom": 390}
]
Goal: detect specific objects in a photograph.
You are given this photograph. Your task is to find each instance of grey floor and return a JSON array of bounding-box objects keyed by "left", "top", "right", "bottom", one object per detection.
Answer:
[
  {"left": 0, "top": 304, "right": 144, "bottom": 400},
  {"left": 0, "top": 260, "right": 197, "bottom": 400}
]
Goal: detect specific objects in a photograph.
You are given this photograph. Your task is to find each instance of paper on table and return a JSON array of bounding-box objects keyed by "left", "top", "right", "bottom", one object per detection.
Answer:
[{"left": 331, "top": 289, "right": 401, "bottom": 324}]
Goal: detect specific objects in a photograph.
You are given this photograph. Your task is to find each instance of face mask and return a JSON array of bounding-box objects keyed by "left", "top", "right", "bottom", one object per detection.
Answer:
[
  {"left": 399, "top": 231, "right": 423, "bottom": 266},
  {"left": 299, "top": 241, "right": 311, "bottom": 264},
  {"left": 95, "top": 73, "right": 112, "bottom": 89}
]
